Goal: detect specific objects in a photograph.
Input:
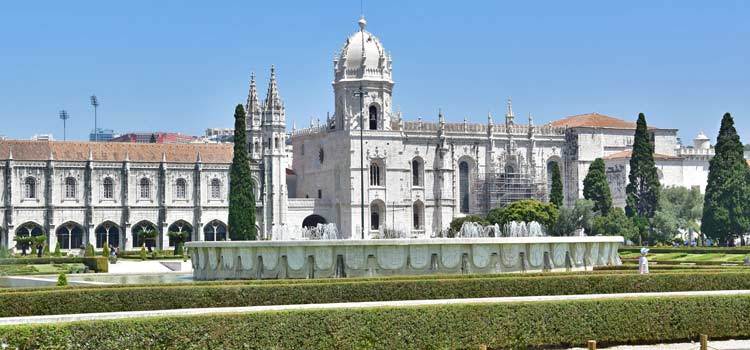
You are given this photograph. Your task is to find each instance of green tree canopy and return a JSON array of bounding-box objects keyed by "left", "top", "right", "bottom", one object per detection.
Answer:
[
  {"left": 486, "top": 199, "right": 559, "bottom": 230},
  {"left": 550, "top": 199, "right": 595, "bottom": 236},
  {"left": 448, "top": 215, "right": 489, "bottom": 236},
  {"left": 701, "top": 113, "right": 750, "bottom": 244},
  {"left": 228, "top": 104, "right": 258, "bottom": 241},
  {"left": 591, "top": 207, "right": 638, "bottom": 241},
  {"left": 549, "top": 162, "right": 563, "bottom": 208},
  {"left": 652, "top": 186, "right": 703, "bottom": 243},
  {"left": 582, "top": 158, "right": 612, "bottom": 215},
  {"left": 625, "top": 113, "right": 661, "bottom": 220}
]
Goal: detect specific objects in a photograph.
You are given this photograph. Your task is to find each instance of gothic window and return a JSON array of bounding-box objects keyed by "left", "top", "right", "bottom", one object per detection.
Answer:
[
  {"left": 317, "top": 189, "right": 322, "bottom": 199},
  {"left": 318, "top": 148, "right": 325, "bottom": 163},
  {"left": 368, "top": 105, "right": 378, "bottom": 130},
  {"left": 370, "top": 162, "right": 382, "bottom": 186},
  {"left": 103, "top": 177, "right": 114, "bottom": 199},
  {"left": 413, "top": 201, "right": 424, "bottom": 230},
  {"left": 274, "top": 137, "right": 280, "bottom": 149},
  {"left": 210, "top": 179, "right": 221, "bottom": 199},
  {"left": 64, "top": 177, "right": 76, "bottom": 198},
  {"left": 139, "top": 178, "right": 151, "bottom": 199},
  {"left": 204, "top": 220, "right": 227, "bottom": 241},
  {"left": 459, "top": 161, "right": 470, "bottom": 213},
  {"left": 412, "top": 158, "right": 423, "bottom": 187},
  {"left": 23, "top": 177, "right": 36, "bottom": 199},
  {"left": 175, "top": 178, "right": 187, "bottom": 199},
  {"left": 254, "top": 141, "right": 260, "bottom": 153},
  {"left": 370, "top": 204, "right": 381, "bottom": 230}
]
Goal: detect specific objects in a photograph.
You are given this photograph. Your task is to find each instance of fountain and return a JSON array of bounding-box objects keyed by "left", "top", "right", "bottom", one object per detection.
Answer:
[{"left": 187, "top": 219, "right": 623, "bottom": 280}]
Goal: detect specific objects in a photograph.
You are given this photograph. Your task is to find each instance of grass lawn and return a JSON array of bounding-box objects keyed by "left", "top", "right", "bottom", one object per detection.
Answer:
[
  {"left": 620, "top": 251, "right": 748, "bottom": 263},
  {"left": 0, "top": 263, "right": 87, "bottom": 276}
]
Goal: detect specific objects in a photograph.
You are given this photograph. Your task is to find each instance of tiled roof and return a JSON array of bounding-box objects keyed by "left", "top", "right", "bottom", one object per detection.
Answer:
[
  {"left": 0, "top": 140, "right": 233, "bottom": 163},
  {"left": 550, "top": 113, "right": 638, "bottom": 129},
  {"left": 603, "top": 150, "right": 681, "bottom": 161}
]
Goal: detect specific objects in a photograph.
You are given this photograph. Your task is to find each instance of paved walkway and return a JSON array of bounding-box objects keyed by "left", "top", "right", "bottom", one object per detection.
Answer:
[
  {"left": 1, "top": 289, "right": 749, "bottom": 326},
  {"left": 107, "top": 259, "right": 191, "bottom": 274}
]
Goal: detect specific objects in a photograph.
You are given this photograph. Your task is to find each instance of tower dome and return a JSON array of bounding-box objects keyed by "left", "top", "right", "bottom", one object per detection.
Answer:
[
  {"left": 334, "top": 16, "right": 392, "bottom": 82},
  {"left": 693, "top": 131, "right": 711, "bottom": 150}
]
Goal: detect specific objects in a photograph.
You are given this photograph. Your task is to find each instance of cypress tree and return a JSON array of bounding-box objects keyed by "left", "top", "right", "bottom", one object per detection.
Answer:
[
  {"left": 583, "top": 158, "right": 612, "bottom": 215},
  {"left": 701, "top": 113, "right": 750, "bottom": 245},
  {"left": 549, "top": 162, "right": 564, "bottom": 208},
  {"left": 625, "top": 113, "right": 661, "bottom": 243},
  {"left": 228, "top": 104, "right": 258, "bottom": 240}
]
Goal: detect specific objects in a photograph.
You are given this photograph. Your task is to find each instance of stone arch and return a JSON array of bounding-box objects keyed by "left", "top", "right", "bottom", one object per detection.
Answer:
[
  {"left": 95, "top": 221, "right": 121, "bottom": 249},
  {"left": 203, "top": 220, "right": 227, "bottom": 241},
  {"left": 302, "top": 214, "right": 327, "bottom": 229},
  {"left": 132, "top": 220, "right": 158, "bottom": 249},
  {"left": 370, "top": 199, "right": 386, "bottom": 231},
  {"left": 15, "top": 222, "right": 44, "bottom": 252},
  {"left": 168, "top": 220, "right": 193, "bottom": 247},
  {"left": 457, "top": 156, "right": 476, "bottom": 214},
  {"left": 55, "top": 221, "right": 84, "bottom": 250}
]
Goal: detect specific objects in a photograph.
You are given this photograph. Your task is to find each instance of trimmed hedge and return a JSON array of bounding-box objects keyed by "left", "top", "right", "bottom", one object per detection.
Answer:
[
  {"left": 620, "top": 247, "right": 750, "bottom": 254},
  {"left": 2, "top": 271, "right": 750, "bottom": 317},
  {"left": 3, "top": 295, "right": 750, "bottom": 349},
  {"left": 0, "top": 257, "right": 108, "bottom": 273}
]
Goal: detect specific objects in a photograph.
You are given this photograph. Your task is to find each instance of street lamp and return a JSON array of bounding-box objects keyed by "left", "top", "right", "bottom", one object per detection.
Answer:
[
  {"left": 90, "top": 95, "right": 99, "bottom": 141},
  {"left": 353, "top": 85, "right": 368, "bottom": 239},
  {"left": 58, "top": 110, "right": 69, "bottom": 141}
]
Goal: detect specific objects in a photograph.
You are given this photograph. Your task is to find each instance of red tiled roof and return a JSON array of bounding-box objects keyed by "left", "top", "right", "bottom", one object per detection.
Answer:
[
  {"left": 551, "top": 113, "right": 638, "bottom": 129},
  {"left": 0, "top": 140, "right": 232, "bottom": 163},
  {"left": 603, "top": 149, "right": 680, "bottom": 161}
]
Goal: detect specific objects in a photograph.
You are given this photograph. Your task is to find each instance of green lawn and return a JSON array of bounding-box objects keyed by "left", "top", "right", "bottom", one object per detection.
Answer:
[
  {"left": 620, "top": 251, "right": 748, "bottom": 263},
  {"left": 0, "top": 263, "right": 87, "bottom": 276}
]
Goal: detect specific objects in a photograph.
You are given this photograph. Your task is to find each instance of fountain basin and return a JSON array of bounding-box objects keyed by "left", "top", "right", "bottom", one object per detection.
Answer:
[{"left": 186, "top": 236, "right": 623, "bottom": 280}]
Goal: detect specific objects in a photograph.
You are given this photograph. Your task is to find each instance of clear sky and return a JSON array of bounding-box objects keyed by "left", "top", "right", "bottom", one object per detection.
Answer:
[{"left": 1, "top": 1, "right": 748, "bottom": 144}]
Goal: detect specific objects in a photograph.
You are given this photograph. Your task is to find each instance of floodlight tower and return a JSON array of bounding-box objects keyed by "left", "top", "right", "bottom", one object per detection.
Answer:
[
  {"left": 59, "top": 110, "right": 70, "bottom": 141},
  {"left": 90, "top": 95, "right": 99, "bottom": 141}
]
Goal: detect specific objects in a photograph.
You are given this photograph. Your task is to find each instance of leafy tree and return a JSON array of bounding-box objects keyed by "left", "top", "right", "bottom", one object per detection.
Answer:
[
  {"left": 625, "top": 113, "right": 661, "bottom": 244},
  {"left": 228, "top": 104, "right": 258, "bottom": 240},
  {"left": 583, "top": 158, "right": 612, "bottom": 215},
  {"left": 84, "top": 243, "right": 95, "bottom": 257},
  {"left": 167, "top": 231, "right": 189, "bottom": 255},
  {"left": 591, "top": 207, "right": 638, "bottom": 241},
  {"left": 102, "top": 244, "right": 110, "bottom": 257},
  {"left": 702, "top": 113, "right": 750, "bottom": 245},
  {"left": 486, "top": 199, "right": 559, "bottom": 230},
  {"left": 652, "top": 186, "right": 703, "bottom": 244},
  {"left": 550, "top": 199, "right": 595, "bottom": 236},
  {"left": 448, "top": 215, "right": 488, "bottom": 237},
  {"left": 549, "top": 162, "right": 563, "bottom": 207}
]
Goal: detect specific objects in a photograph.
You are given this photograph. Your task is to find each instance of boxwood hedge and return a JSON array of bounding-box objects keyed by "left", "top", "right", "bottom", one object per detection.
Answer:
[
  {"left": 0, "top": 256, "right": 108, "bottom": 272},
  {"left": 2, "top": 271, "right": 750, "bottom": 317},
  {"left": 3, "top": 294, "right": 750, "bottom": 349}
]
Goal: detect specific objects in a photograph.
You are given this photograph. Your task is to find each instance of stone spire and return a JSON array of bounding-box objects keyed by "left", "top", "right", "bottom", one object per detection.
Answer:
[
  {"left": 487, "top": 112, "right": 494, "bottom": 137},
  {"left": 246, "top": 72, "right": 261, "bottom": 129},
  {"left": 528, "top": 113, "right": 535, "bottom": 138},
  {"left": 505, "top": 97, "right": 514, "bottom": 125},
  {"left": 263, "top": 65, "right": 284, "bottom": 124}
]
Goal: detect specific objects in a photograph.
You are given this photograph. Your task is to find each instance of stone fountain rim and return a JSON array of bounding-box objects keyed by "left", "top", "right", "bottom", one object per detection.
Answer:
[{"left": 186, "top": 236, "right": 624, "bottom": 248}]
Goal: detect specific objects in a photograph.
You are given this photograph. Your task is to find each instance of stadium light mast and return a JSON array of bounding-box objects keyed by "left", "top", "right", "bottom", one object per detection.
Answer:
[
  {"left": 353, "top": 86, "right": 368, "bottom": 239},
  {"left": 90, "top": 95, "right": 99, "bottom": 141},
  {"left": 58, "top": 110, "right": 70, "bottom": 141}
]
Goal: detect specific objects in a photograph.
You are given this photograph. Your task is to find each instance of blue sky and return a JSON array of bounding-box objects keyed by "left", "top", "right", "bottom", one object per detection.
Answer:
[{"left": 1, "top": 1, "right": 748, "bottom": 144}]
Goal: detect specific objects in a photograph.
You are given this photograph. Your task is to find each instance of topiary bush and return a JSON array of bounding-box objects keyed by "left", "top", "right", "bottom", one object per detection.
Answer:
[
  {"left": 140, "top": 245, "right": 147, "bottom": 261},
  {"left": 56, "top": 273, "right": 67, "bottom": 287},
  {"left": 53, "top": 242, "right": 62, "bottom": 257}
]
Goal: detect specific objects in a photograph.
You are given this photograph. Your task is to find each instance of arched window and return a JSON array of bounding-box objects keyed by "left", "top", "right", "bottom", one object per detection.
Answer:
[
  {"left": 56, "top": 222, "right": 84, "bottom": 250},
  {"left": 254, "top": 141, "right": 260, "bottom": 154},
  {"left": 103, "top": 177, "right": 114, "bottom": 199},
  {"left": 459, "top": 161, "right": 470, "bottom": 213},
  {"left": 175, "top": 178, "right": 187, "bottom": 199},
  {"left": 64, "top": 177, "right": 76, "bottom": 198},
  {"left": 210, "top": 179, "right": 221, "bottom": 199},
  {"left": 371, "top": 210, "right": 380, "bottom": 230},
  {"left": 413, "top": 201, "right": 424, "bottom": 230},
  {"left": 133, "top": 221, "right": 158, "bottom": 249},
  {"left": 168, "top": 221, "right": 193, "bottom": 247},
  {"left": 24, "top": 177, "right": 36, "bottom": 199},
  {"left": 412, "top": 158, "right": 423, "bottom": 187},
  {"left": 203, "top": 220, "right": 227, "bottom": 241},
  {"left": 370, "top": 162, "right": 382, "bottom": 186},
  {"left": 368, "top": 105, "right": 378, "bottom": 130},
  {"left": 274, "top": 137, "right": 280, "bottom": 149},
  {"left": 95, "top": 222, "right": 120, "bottom": 249},
  {"left": 139, "top": 178, "right": 150, "bottom": 199}
]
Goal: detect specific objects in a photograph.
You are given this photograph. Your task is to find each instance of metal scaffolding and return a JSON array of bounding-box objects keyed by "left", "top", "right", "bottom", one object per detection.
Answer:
[{"left": 471, "top": 171, "right": 546, "bottom": 215}]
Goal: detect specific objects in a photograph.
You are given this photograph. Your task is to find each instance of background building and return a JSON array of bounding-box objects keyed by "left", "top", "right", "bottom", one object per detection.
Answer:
[
  {"left": 111, "top": 132, "right": 196, "bottom": 144},
  {"left": 89, "top": 128, "right": 119, "bottom": 142}
]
